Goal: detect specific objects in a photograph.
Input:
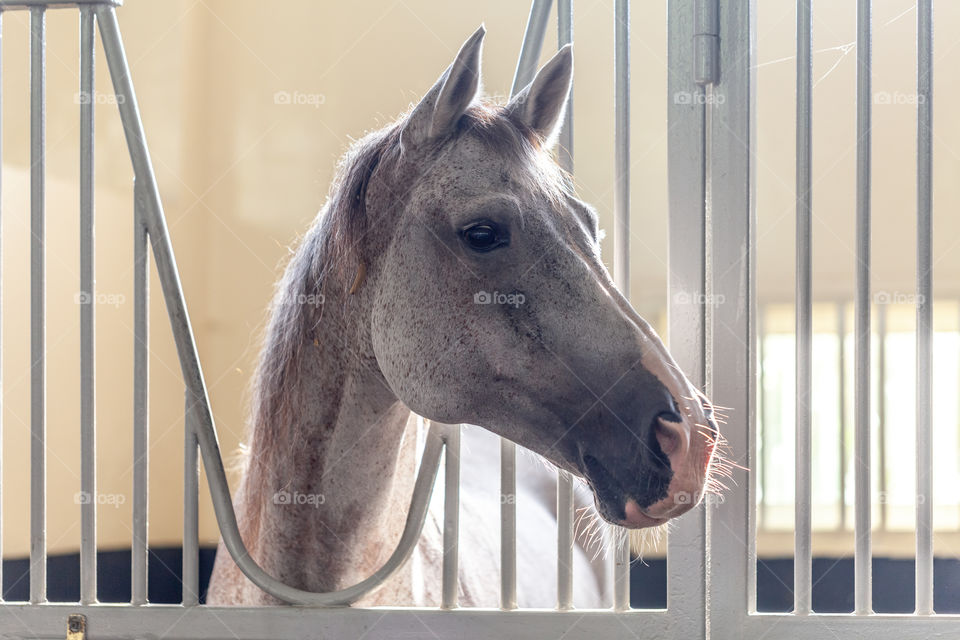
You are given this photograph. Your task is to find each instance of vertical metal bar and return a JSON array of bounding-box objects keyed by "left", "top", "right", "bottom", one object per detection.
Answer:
[
  {"left": 556, "top": 473, "right": 574, "bottom": 609},
  {"left": 877, "top": 303, "right": 887, "bottom": 530},
  {"left": 838, "top": 302, "right": 848, "bottom": 531},
  {"left": 183, "top": 395, "right": 199, "bottom": 606},
  {"left": 29, "top": 5, "right": 46, "bottom": 606},
  {"left": 613, "top": 527, "right": 630, "bottom": 611},
  {"left": 854, "top": 0, "right": 873, "bottom": 615},
  {"left": 441, "top": 424, "right": 460, "bottom": 609},
  {"left": 0, "top": 8, "right": 5, "bottom": 601},
  {"left": 612, "top": 0, "right": 631, "bottom": 612},
  {"left": 79, "top": 5, "right": 97, "bottom": 606},
  {"left": 915, "top": 0, "right": 934, "bottom": 615},
  {"left": 613, "top": 0, "right": 630, "bottom": 294},
  {"left": 556, "top": 0, "right": 575, "bottom": 611},
  {"left": 794, "top": 0, "right": 813, "bottom": 616},
  {"left": 707, "top": 0, "right": 756, "bottom": 630},
  {"left": 499, "top": 439, "right": 517, "bottom": 610},
  {"left": 132, "top": 178, "right": 149, "bottom": 605},
  {"left": 510, "top": 0, "right": 554, "bottom": 94},
  {"left": 501, "top": 1, "right": 552, "bottom": 610},
  {"left": 667, "top": 0, "right": 708, "bottom": 632},
  {"left": 759, "top": 308, "right": 767, "bottom": 531}
]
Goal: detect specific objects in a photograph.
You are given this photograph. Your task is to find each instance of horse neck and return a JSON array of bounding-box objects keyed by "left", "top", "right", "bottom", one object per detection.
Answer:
[{"left": 241, "top": 282, "right": 418, "bottom": 596}]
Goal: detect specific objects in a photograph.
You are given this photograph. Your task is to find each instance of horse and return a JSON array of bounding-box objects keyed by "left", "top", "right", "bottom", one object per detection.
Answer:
[{"left": 206, "top": 25, "right": 720, "bottom": 608}]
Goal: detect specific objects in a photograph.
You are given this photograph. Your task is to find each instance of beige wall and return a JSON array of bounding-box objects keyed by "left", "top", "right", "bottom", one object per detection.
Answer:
[
  {"left": 0, "top": 0, "right": 956, "bottom": 557},
  {"left": 757, "top": 1, "right": 960, "bottom": 302}
]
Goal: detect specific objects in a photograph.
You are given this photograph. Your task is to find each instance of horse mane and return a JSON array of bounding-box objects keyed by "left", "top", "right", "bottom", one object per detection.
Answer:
[{"left": 238, "top": 99, "right": 570, "bottom": 523}]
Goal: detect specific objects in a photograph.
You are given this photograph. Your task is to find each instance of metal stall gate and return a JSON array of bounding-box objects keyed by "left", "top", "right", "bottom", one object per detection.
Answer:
[
  {"left": 675, "top": 0, "right": 958, "bottom": 637},
  {"left": 0, "top": 0, "right": 952, "bottom": 638}
]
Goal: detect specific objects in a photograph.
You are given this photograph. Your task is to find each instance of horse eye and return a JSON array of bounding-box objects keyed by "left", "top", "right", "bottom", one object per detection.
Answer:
[{"left": 461, "top": 222, "right": 507, "bottom": 252}]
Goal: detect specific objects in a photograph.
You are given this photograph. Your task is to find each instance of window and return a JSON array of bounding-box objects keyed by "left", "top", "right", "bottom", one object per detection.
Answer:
[{"left": 757, "top": 301, "right": 960, "bottom": 555}]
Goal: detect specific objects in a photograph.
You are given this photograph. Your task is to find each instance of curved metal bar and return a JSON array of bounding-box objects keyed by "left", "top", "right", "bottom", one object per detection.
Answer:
[{"left": 95, "top": 5, "right": 449, "bottom": 606}]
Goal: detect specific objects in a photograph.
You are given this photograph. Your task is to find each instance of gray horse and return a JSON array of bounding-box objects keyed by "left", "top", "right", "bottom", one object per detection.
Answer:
[{"left": 207, "top": 26, "right": 720, "bottom": 608}]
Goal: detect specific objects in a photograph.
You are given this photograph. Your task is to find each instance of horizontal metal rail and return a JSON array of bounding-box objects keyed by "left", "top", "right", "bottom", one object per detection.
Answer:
[
  {"left": 2, "top": 605, "right": 680, "bottom": 639},
  {"left": 0, "top": 0, "right": 120, "bottom": 8}
]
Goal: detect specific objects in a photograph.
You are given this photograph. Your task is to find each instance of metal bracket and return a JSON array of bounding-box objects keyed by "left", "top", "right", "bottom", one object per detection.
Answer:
[
  {"left": 694, "top": 0, "right": 719, "bottom": 84},
  {"left": 66, "top": 614, "right": 86, "bottom": 640}
]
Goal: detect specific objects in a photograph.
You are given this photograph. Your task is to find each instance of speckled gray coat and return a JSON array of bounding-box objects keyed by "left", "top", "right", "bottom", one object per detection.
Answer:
[{"left": 207, "top": 26, "right": 719, "bottom": 607}]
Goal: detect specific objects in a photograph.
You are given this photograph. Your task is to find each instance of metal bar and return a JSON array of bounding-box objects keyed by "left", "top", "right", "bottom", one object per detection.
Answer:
[
  {"left": 183, "top": 396, "right": 199, "bottom": 606},
  {"left": 877, "top": 302, "right": 887, "bottom": 530},
  {"left": 707, "top": 0, "right": 756, "bottom": 629},
  {"left": 5, "top": 604, "right": 960, "bottom": 640},
  {"left": 79, "top": 4, "right": 96, "bottom": 606},
  {"left": 759, "top": 308, "right": 767, "bottom": 531},
  {"left": 613, "top": 529, "right": 630, "bottom": 611},
  {"left": 612, "top": 0, "right": 631, "bottom": 612},
  {"left": 613, "top": 0, "right": 630, "bottom": 294},
  {"left": 556, "top": 474, "right": 574, "bottom": 609},
  {"left": 915, "top": 0, "right": 934, "bottom": 615},
  {"left": 838, "top": 302, "right": 847, "bottom": 531},
  {"left": 666, "top": 0, "right": 708, "bottom": 633},
  {"left": 0, "top": 604, "right": 677, "bottom": 639},
  {"left": 441, "top": 424, "right": 460, "bottom": 609},
  {"left": 556, "top": 0, "right": 574, "bottom": 611},
  {"left": 510, "top": 0, "right": 553, "bottom": 95},
  {"left": 0, "top": 8, "right": 5, "bottom": 601},
  {"left": 794, "top": 0, "right": 813, "bottom": 616},
  {"left": 854, "top": 0, "right": 872, "bottom": 615},
  {"left": 29, "top": 5, "right": 46, "bottom": 605},
  {"left": 499, "top": 438, "right": 517, "bottom": 610},
  {"left": 0, "top": 1, "right": 121, "bottom": 8},
  {"left": 500, "top": 1, "right": 552, "bottom": 610},
  {"left": 132, "top": 177, "right": 149, "bottom": 605},
  {"left": 743, "top": 612, "right": 960, "bottom": 637}
]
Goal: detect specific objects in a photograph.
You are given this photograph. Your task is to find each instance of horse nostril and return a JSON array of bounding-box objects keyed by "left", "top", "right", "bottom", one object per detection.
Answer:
[{"left": 654, "top": 411, "right": 686, "bottom": 458}]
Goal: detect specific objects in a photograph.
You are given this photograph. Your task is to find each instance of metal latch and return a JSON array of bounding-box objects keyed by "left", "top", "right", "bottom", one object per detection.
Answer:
[
  {"left": 694, "top": 0, "right": 720, "bottom": 84},
  {"left": 67, "top": 614, "right": 86, "bottom": 640}
]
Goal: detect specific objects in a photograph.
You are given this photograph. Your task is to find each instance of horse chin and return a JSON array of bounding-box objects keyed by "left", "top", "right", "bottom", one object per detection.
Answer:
[{"left": 590, "top": 493, "right": 677, "bottom": 530}]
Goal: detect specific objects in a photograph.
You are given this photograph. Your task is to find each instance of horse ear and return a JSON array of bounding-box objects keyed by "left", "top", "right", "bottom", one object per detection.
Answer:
[
  {"left": 506, "top": 44, "right": 573, "bottom": 148},
  {"left": 402, "top": 26, "right": 485, "bottom": 148}
]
